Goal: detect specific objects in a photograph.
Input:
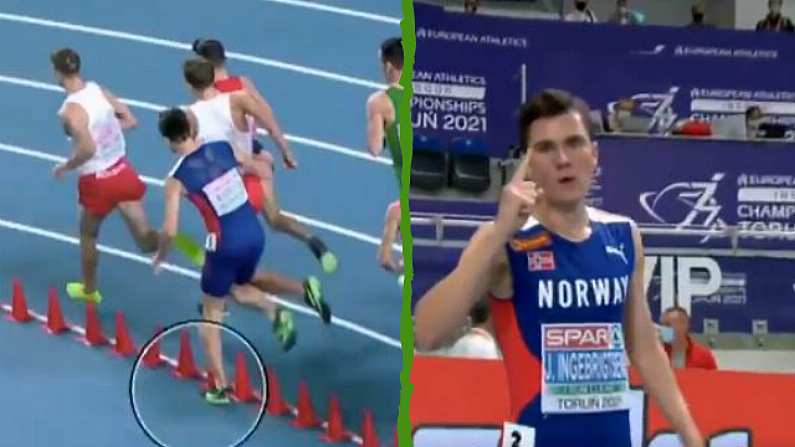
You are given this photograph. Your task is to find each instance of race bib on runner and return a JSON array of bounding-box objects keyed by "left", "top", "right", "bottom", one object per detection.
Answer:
[
  {"left": 500, "top": 422, "right": 535, "bottom": 447},
  {"left": 541, "top": 322, "right": 629, "bottom": 414},
  {"left": 202, "top": 168, "right": 248, "bottom": 216}
]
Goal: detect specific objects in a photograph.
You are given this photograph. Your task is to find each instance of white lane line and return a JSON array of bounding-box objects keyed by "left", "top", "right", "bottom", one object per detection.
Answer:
[
  {"left": 255, "top": 0, "right": 400, "bottom": 25},
  {"left": 0, "top": 216, "right": 402, "bottom": 349},
  {"left": 0, "top": 12, "right": 385, "bottom": 90},
  {"left": 0, "top": 141, "right": 400, "bottom": 252},
  {"left": 0, "top": 74, "right": 392, "bottom": 166}
]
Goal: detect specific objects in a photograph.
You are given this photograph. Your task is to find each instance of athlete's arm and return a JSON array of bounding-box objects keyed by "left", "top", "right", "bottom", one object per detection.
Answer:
[
  {"left": 101, "top": 88, "right": 138, "bottom": 130},
  {"left": 53, "top": 104, "right": 97, "bottom": 177},
  {"left": 227, "top": 139, "right": 257, "bottom": 173},
  {"left": 152, "top": 177, "right": 184, "bottom": 272},
  {"left": 415, "top": 150, "right": 540, "bottom": 350},
  {"left": 624, "top": 224, "right": 704, "bottom": 447},
  {"left": 378, "top": 203, "right": 402, "bottom": 273},
  {"left": 414, "top": 222, "right": 509, "bottom": 350},
  {"left": 241, "top": 76, "right": 269, "bottom": 110},
  {"left": 236, "top": 93, "right": 296, "bottom": 169},
  {"left": 366, "top": 91, "right": 388, "bottom": 157}
]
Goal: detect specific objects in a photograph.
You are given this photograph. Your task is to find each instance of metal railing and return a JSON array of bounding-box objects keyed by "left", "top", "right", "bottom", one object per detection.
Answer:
[{"left": 410, "top": 214, "right": 795, "bottom": 256}]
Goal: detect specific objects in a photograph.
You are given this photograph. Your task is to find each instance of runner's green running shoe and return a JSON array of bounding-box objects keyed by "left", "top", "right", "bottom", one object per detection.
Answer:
[
  {"left": 204, "top": 387, "right": 232, "bottom": 405},
  {"left": 66, "top": 282, "right": 102, "bottom": 304},
  {"left": 303, "top": 276, "right": 331, "bottom": 324},
  {"left": 272, "top": 307, "right": 297, "bottom": 352}
]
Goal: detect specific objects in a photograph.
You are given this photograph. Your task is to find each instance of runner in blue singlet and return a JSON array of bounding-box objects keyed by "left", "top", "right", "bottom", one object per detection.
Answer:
[
  {"left": 414, "top": 89, "right": 704, "bottom": 447},
  {"left": 152, "top": 108, "right": 331, "bottom": 404}
]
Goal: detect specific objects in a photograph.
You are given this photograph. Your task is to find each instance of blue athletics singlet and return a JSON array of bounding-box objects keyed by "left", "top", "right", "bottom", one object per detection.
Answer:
[{"left": 491, "top": 207, "right": 635, "bottom": 447}]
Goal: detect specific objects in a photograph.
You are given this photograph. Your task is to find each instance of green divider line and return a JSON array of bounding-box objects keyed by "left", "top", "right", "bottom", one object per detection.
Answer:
[{"left": 397, "top": 1, "right": 416, "bottom": 446}]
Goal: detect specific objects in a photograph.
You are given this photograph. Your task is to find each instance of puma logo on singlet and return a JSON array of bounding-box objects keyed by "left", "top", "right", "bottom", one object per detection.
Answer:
[
  {"left": 538, "top": 276, "right": 629, "bottom": 309},
  {"left": 605, "top": 244, "right": 628, "bottom": 265}
]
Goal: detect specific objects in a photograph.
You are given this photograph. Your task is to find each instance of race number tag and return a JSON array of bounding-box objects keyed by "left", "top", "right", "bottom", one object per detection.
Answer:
[
  {"left": 500, "top": 422, "right": 535, "bottom": 447},
  {"left": 205, "top": 233, "right": 217, "bottom": 253},
  {"left": 202, "top": 168, "right": 248, "bottom": 216},
  {"left": 541, "top": 323, "right": 629, "bottom": 414}
]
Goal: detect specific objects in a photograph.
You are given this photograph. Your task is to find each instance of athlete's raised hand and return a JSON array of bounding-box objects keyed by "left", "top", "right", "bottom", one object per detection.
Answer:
[{"left": 494, "top": 148, "right": 543, "bottom": 239}]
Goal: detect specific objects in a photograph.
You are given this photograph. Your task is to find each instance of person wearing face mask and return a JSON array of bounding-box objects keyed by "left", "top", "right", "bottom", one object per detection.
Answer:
[
  {"left": 608, "top": 0, "right": 641, "bottom": 25},
  {"left": 756, "top": 0, "right": 795, "bottom": 32},
  {"left": 565, "top": 0, "right": 598, "bottom": 23},
  {"left": 659, "top": 306, "right": 718, "bottom": 370}
]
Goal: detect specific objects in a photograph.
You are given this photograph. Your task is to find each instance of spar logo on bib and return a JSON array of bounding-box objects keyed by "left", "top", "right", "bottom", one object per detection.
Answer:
[{"left": 541, "top": 323, "right": 629, "bottom": 414}]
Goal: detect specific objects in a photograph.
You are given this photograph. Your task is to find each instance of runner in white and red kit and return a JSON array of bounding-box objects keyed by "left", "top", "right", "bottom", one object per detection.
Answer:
[
  {"left": 50, "top": 47, "right": 159, "bottom": 304},
  {"left": 191, "top": 38, "right": 338, "bottom": 274}
]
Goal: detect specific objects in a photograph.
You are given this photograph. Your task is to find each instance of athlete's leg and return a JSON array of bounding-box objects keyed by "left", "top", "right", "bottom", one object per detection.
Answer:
[
  {"left": 199, "top": 251, "right": 238, "bottom": 404},
  {"left": 117, "top": 201, "right": 158, "bottom": 253},
  {"left": 249, "top": 270, "right": 303, "bottom": 295},
  {"left": 68, "top": 175, "right": 111, "bottom": 303},
  {"left": 74, "top": 208, "right": 104, "bottom": 299},
  {"left": 259, "top": 180, "right": 338, "bottom": 273},
  {"left": 260, "top": 179, "right": 309, "bottom": 240},
  {"left": 230, "top": 284, "right": 297, "bottom": 351},
  {"left": 230, "top": 284, "right": 277, "bottom": 319},
  {"left": 248, "top": 270, "right": 332, "bottom": 324},
  {"left": 200, "top": 295, "right": 231, "bottom": 404}
]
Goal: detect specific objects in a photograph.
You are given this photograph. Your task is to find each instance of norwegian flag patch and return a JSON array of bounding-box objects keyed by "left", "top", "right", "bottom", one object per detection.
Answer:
[{"left": 528, "top": 251, "right": 556, "bottom": 271}]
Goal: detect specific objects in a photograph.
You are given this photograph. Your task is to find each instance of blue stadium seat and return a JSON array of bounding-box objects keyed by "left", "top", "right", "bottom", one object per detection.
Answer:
[
  {"left": 411, "top": 134, "right": 447, "bottom": 191},
  {"left": 449, "top": 137, "right": 490, "bottom": 193}
]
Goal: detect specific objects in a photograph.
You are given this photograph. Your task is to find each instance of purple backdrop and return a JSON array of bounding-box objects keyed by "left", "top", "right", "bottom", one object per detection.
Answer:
[
  {"left": 413, "top": 2, "right": 795, "bottom": 158},
  {"left": 412, "top": 136, "right": 795, "bottom": 333}
]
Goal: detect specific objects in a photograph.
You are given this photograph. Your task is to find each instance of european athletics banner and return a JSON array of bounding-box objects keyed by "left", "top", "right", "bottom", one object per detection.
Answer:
[
  {"left": 593, "top": 136, "right": 795, "bottom": 251},
  {"left": 413, "top": 2, "right": 795, "bottom": 158}
]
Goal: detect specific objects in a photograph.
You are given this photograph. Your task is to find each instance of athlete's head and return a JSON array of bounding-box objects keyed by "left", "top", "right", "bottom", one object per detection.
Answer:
[
  {"left": 379, "top": 37, "right": 403, "bottom": 83},
  {"left": 50, "top": 48, "right": 81, "bottom": 86},
  {"left": 519, "top": 89, "right": 597, "bottom": 210},
  {"left": 158, "top": 107, "right": 194, "bottom": 152},
  {"left": 192, "top": 38, "right": 226, "bottom": 68},
  {"left": 183, "top": 58, "right": 216, "bottom": 94}
]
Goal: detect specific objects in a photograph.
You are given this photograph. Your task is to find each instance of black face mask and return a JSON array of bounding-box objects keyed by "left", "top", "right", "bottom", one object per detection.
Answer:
[
  {"left": 692, "top": 12, "right": 704, "bottom": 23},
  {"left": 576, "top": 1, "right": 587, "bottom": 11}
]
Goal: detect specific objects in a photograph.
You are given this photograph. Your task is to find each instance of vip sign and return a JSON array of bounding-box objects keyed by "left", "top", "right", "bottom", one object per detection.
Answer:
[{"left": 642, "top": 256, "right": 722, "bottom": 315}]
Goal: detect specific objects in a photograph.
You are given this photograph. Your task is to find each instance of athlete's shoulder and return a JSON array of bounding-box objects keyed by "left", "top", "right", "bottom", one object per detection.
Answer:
[
  {"left": 387, "top": 82, "right": 405, "bottom": 92},
  {"left": 167, "top": 155, "right": 187, "bottom": 178},
  {"left": 366, "top": 89, "right": 389, "bottom": 107},
  {"left": 238, "top": 75, "right": 256, "bottom": 90},
  {"left": 587, "top": 207, "right": 642, "bottom": 249},
  {"left": 59, "top": 101, "right": 88, "bottom": 124},
  {"left": 203, "top": 139, "right": 236, "bottom": 155},
  {"left": 385, "top": 200, "right": 401, "bottom": 221},
  {"left": 587, "top": 206, "right": 636, "bottom": 226},
  {"left": 519, "top": 214, "right": 542, "bottom": 232},
  {"left": 228, "top": 88, "right": 254, "bottom": 106},
  {"left": 91, "top": 81, "right": 106, "bottom": 92}
]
